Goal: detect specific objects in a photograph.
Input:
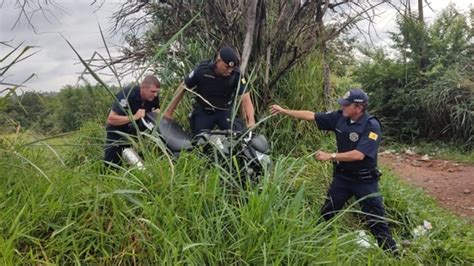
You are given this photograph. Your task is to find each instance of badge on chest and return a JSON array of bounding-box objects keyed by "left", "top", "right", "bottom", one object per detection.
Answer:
[{"left": 349, "top": 132, "right": 359, "bottom": 142}]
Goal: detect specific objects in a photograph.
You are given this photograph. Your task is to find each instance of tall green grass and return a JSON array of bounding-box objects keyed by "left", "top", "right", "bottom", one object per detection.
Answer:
[
  {"left": 2, "top": 10, "right": 472, "bottom": 264},
  {"left": 1, "top": 125, "right": 473, "bottom": 264}
]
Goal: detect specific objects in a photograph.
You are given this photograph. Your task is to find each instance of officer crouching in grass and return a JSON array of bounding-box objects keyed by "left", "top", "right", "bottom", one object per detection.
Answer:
[
  {"left": 163, "top": 46, "right": 255, "bottom": 135},
  {"left": 104, "top": 75, "right": 160, "bottom": 167},
  {"left": 270, "top": 88, "right": 398, "bottom": 253}
]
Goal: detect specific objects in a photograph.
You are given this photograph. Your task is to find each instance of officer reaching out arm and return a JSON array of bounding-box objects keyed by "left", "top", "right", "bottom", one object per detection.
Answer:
[
  {"left": 163, "top": 82, "right": 186, "bottom": 120},
  {"left": 270, "top": 101, "right": 372, "bottom": 162},
  {"left": 270, "top": 88, "right": 398, "bottom": 253},
  {"left": 164, "top": 46, "right": 256, "bottom": 135},
  {"left": 240, "top": 92, "right": 255, "bottom": 128}
]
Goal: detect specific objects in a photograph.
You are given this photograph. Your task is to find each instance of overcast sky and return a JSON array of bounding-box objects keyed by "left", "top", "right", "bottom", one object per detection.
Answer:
[
  {"left": 1, "top": 0, "right": 129, "bottom": 93},
  {"left": 0, "top": 0, "right": 472, "bottom": 93}
]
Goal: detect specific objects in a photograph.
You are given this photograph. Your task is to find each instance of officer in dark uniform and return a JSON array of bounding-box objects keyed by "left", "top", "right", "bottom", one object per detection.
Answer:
[
  {"left": 104, "top": 75, "right": 160, "bottom": 166},
  {"left": 270, "top": 88, "right": 397, "bottom": 252},
  {"left": 164, "top": 46, "right": 255, "bottom": 135}
]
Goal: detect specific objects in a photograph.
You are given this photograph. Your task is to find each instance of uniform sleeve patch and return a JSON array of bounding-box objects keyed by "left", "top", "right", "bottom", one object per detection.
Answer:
[
  {"left": 119, "top": 98, "right": 128, "bottom": 108},
  {"left": 240, "top": 78, "right": 246, "bottom": 85},
  {"left": 368, "top": 132, "right": 378, "bottom": 141}
]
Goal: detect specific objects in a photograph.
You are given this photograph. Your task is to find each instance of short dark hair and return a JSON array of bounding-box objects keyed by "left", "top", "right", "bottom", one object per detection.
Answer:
[{"left": 141, "top": 75, "right": 160, "bottom": 88}]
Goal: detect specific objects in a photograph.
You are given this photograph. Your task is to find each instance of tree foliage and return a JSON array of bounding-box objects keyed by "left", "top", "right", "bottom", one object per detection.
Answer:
[
  {"left": 355, "top": 5, "right": 473, "bottom": 149},
  {"left": 111, "top": 0, "right": 387, "bottom": 107}
]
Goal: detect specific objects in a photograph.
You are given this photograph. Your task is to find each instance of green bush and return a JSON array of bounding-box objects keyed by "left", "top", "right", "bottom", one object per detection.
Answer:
[{"left": 354, "top": 5, "right": 473, "bottom": 149}]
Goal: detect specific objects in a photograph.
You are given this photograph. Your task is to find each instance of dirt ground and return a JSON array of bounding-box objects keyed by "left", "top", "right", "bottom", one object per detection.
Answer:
[{"left": 379, "top": 151, "right": 474, "bottom": 221}]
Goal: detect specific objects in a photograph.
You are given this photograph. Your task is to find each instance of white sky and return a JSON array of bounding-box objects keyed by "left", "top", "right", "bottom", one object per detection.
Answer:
[
  {"left": 0, "top": 0, "right": 472, "bottom": 93},
  {"left": 364, "top": 0, "right": 473, "bottom": 47},
  {"left": 0, "top": 0, "right": 129, "bottom": 93}
]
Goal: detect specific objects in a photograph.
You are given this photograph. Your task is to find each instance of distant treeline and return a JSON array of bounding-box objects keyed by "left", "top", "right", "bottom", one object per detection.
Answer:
[{"left": 0, "top": 84, "right": 118, "bottom": 134}]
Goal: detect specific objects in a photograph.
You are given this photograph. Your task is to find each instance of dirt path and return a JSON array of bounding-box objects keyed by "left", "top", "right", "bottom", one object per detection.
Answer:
[{"left": 379, "top": 151, "right": 474, "bottom": 221}]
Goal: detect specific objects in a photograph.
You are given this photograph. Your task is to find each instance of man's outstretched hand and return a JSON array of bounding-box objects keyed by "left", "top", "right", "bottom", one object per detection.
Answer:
[{"left": 270, "top": 104, "right": 286, "bottom": 115}]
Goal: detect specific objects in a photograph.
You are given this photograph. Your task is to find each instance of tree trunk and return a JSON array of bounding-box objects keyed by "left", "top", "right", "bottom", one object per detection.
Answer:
[
  {"left": 418, "top": 0, "right": 428, "bottom": 78},
  {"left": 418, "top": 0, "right": 424, "bottom": 23},
  {"left": 317, "top": 2, "right": 331, "bottom": 110},
  {"left": 240, "top": 0, "right": 259, "bottom": 74},
  {"left": 263, "top": 46, "right": 272, "bottom": 106},
  {"left": 322, "top": 46, "right": 331, "bottom": 111}
]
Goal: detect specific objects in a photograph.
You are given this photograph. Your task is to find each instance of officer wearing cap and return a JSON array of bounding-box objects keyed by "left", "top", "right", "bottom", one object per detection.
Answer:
[
  {"left": 104, "top": 75, "right": 161, "bottom": 166},
  {"left": 164, "top": 46, "right": 255, "bottom": 135},
  {"left": 270, "top": 88, "right": 397, "bottom": 252}
]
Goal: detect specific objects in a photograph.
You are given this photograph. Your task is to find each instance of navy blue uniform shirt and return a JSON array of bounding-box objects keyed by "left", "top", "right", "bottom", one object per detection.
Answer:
[
  {"left": 184, "top": 60, "right": 246, "bottom": 109},
  {"left": 315, "top": 110, "right": 382, "bottom": 172},
  {"left": 106, "top": 85, "right": 160, "bottom": 134}
]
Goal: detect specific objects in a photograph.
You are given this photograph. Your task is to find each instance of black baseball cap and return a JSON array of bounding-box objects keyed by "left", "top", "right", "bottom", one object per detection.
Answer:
[
  {"left": 219, "top": 46, "right": 239, "bottom": 67},
  {"left": 337, "top": 88, "right": 369, "bottom": 106}
]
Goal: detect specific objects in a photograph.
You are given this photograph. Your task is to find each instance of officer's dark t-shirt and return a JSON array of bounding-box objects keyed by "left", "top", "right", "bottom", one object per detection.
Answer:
[
  {"left": 314, "top": 110, "right": 382, "bottom": 172},
  {"left": 184, "top": 60, "right": 247, "bottom": 109},
  {"left": 106, "top": 85, "right": 160, "bottom": 136}
]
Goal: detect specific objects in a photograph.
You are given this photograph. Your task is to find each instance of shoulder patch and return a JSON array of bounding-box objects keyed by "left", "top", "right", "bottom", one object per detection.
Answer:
[
  {"left": 240, "top": 78, "right": 246, "bottom": 85},
  {"left": 368, "top": 132, "right": 378, "bottom": 141},
  {"left": 119, "top": 98, "right": 128, "bottom": 108}
]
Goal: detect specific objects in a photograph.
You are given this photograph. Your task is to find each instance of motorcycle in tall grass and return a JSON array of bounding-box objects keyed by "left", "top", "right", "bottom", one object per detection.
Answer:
[{"left": 124, "top": 112, "right": 272, "bottom": 183}]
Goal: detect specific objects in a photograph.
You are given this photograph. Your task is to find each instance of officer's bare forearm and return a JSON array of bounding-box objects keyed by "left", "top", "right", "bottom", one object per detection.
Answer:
[
  {"left": 107, "top": 111, "right": 133, "bottom": 126},
  {"left": 334, "top": 150, "right": 365, "bottom": 161},
  {"left": 241, "top": 93, "right": 255, "bottom": 125},
  {"left": 316, "top": 150, "right": 365, "bottom": 161},
  {"left": 164, "top": 82, "right": 186, "bottom": 117},
  {"left": 282, "top": 109, "right": 315, "bottom": 121}
]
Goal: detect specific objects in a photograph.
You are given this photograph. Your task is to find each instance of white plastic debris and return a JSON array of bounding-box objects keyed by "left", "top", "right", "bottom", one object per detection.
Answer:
[
  {"left": 423, "top": 220, "right": 433, "bottom": 230},
  {"left": 413, "top": 220, "right": 432, "bottom": 238},
  {"left": 356, "top": 230, "right": 372, "bottom": 248},
  {"left": 405, "top": 149, "right": 416, "bottom": 156},
  {"left": 379, "top": 149, "right": 396, "bottom": 155},
  {"left": 420, "top": 154, "right": 430, "bottom": 161}
]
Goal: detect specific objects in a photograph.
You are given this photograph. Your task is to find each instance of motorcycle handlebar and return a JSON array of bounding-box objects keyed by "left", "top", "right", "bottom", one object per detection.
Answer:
[{"left": 199, "top": 129, "right": 248, "bottom": 136}]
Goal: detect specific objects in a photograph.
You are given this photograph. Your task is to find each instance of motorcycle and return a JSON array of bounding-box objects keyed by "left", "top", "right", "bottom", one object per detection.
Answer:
[{"left": 139, "top": 112, "right": 272, "bottom": 182}]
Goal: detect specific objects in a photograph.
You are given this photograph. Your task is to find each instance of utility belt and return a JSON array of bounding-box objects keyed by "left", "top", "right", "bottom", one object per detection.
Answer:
[
  {"left": 193, "top": 102, "right": 230, "bottom": 114},
  {"left": 334, "top": 164, "right": 382, "bottom": 180}
]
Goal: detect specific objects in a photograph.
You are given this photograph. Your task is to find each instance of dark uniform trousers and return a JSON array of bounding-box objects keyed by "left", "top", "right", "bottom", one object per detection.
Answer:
[
  {"left": 104, "top": 131, "right": 130, "bottom": 166},
  {"left": 190, "top": 107, "right": 244, "bottom": 136},
  {"left": 320, "top": 174, "right": 397, "bottom": 251}
]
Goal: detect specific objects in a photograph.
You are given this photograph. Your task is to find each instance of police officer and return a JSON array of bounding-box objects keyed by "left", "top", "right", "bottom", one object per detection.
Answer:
[
  {"left": 270, "top": 88, "right": 397, "bottom": 252},
  {"left": 163, "top": 46, "right": 255, "bottom": 135},
  {"left": 104, "top": 75, "right": 160, "bottom": 166}
]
